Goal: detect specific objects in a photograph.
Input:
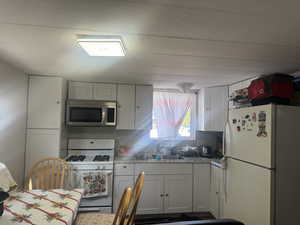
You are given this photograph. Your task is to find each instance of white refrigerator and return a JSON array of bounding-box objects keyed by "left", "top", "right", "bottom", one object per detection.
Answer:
[{"left": 224, "top": 104, "right": 300, "bottom": 225}]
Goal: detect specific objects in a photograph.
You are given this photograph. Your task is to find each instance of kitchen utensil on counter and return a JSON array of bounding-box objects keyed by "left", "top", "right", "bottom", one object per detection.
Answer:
[
  {"left": 118, "top": 145, "right": 131, "bottom": 157},
  {"left": 198, "top": 145, "right": 215, "bottom": 158}
]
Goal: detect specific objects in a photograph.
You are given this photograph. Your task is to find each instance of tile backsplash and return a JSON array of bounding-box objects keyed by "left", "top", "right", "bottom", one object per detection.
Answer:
[{"left": 67, "top": 127, "right": 195, "bottom": 158}]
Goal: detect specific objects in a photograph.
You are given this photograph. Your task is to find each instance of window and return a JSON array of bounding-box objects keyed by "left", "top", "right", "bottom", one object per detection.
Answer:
[{"left": 150, "top": 91, "right": 196, "bottom": 139}]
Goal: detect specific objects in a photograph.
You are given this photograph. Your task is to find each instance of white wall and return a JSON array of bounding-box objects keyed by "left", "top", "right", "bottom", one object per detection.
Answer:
[{"left": 0, "top": 60, "right": 28, "bottom": 186}]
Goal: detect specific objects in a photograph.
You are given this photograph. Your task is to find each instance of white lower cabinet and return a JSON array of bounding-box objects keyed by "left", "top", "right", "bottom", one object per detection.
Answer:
[
  {"left": 137, "top": 174, "right": 192, "bottom": 214},
  {"left": 164, "top": 174, "right": 193, "bottom": 213},
  {"left": 113, "top": 175, "right": 134, "bottom": 212},
  {"left": 137, "top": 175, "right": 164, "bottom": 214},
  {"left": 210, "top": 164, "right": 225, "bottom": 218},
  {"left": 193, "top": 164, "right": 210, "bottom": 212},
  {"left": 113, "top": 163, "right": 211, "bottom": 215}
]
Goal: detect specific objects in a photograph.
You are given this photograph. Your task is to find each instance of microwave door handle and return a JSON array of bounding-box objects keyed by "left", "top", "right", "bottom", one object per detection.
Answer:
[{"left": 102, "top": 108, "right": 106, "bottom": 124}]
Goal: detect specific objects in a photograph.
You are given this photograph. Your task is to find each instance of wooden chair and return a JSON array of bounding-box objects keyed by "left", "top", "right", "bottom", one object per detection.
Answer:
[
  {"left": 74, "top": 172, "right": 145, "bottom": 225},
  {"left": 75, "top": 187, "right": 132, "bottom": 225},
  {"left": 25, "top": 158, "right": 69, "bottom": 190},
  {"left": 125, "top": 172, "right": 145, "bottom": 225}
]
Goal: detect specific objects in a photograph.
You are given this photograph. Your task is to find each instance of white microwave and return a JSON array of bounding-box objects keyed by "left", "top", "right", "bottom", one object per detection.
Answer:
[{"left": 66, "top": 100, "right": 117, "bottom": 127}]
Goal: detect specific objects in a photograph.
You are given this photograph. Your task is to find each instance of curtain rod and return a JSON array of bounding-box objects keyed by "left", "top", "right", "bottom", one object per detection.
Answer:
[{"left": 154, "top": 88, "right": 198, "bottom": 94}]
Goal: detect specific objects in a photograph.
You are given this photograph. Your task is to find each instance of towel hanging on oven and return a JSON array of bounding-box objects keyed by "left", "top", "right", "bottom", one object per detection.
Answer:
[{"left": 79, "top": 171, "right": 111, "bottom": 198}]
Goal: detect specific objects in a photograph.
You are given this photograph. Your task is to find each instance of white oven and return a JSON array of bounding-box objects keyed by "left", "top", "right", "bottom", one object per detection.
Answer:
[
  {"left": 67, "top": 139, "right": 115, "bottom": 213},
  {"left": 71, "top": 164, "right": 113, "bottom": 213}
]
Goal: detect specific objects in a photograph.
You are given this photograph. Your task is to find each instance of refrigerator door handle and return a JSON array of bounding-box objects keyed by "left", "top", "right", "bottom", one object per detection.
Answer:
[
  {"left": 223, "top": 121, "right": 230, "bottom": 157},
  {"left": 222, "top": 122, "right": 226, "bottom": 157}
]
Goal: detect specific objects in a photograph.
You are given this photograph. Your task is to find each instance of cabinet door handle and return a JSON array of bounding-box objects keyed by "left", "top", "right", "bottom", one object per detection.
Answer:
[
  {"left": 160, "top": 194, "right": 164, "bottom": 197},
  {"left": 123, "top": 166, "right": 127, "bottom": 168},
  {"left": 165, "top": 194, "right": 169, "bottom": 197},
  {"left": 56, "top": 100, "right": 60, "bottom": 104}
]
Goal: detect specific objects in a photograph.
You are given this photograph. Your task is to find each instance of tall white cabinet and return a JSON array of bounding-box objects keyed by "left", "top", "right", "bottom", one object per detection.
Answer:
[
  {"left": 27, "top": 76, "right": 65, "bottom": 129},
  {"left": 116, "top": 84, "right": 135, "bottom": 130},
  {"left": 25, "top": 76, "right": 67, "bottom": 175},
  {"left": 135, "top": 85, "right": 153, "bottom": 130},
  {"left": 200, "top": 86, "right": 228, "bottom": 131}
]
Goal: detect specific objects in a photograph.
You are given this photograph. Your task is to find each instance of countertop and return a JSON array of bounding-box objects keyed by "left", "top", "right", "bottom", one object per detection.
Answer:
[{"left": 114, "top": 157, "right": 226, "bottom": 167}]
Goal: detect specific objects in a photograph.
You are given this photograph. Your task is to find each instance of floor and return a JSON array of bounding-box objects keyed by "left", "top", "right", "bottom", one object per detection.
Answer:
[{"left": 135, "top": 212, "right": 215, "bottom": 225}]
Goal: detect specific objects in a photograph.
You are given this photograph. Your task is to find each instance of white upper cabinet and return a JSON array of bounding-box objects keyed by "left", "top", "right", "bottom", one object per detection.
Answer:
[
  {"left": 68, "top": 81, "right": 116, "bottom": 101},
  {"left": 116, "top": 84, "right": 135, "bottom": 130},
  {"left": 93, "top": 83, "right": 117, "bottom": 101},
  {"left": 202, "top": 86, "right": 228, "bottom": 132},
  {"left": 135, "top": 85, "right": 153, "bottom": 130},
  {"left": 27, "top": 76, "right": 64, "bottom": 129},
  {"left": 68, "top": 81, "right": 93, "bottom": 100}
]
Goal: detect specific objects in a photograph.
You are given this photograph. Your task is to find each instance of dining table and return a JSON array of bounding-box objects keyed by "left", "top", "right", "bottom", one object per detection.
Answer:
[{"left": 0, "top": 189, "right": 83, "bottom": 225}]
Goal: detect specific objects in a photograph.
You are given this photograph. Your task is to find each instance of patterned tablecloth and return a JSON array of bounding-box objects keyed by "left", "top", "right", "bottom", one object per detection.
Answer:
[{"left": 0, "top": 189, "right": 83, "bottom": 225}]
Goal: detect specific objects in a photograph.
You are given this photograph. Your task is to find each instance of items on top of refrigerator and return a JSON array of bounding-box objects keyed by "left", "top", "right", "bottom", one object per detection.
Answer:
[
  {"left": 291, "top": 76, "right": 300, "bottom": 106},
  {"left": 229, "top": 87, "right": 251, "bottom": 108},
  {"left": 248, "top": 73, "right": 294, "bottom": 106}
]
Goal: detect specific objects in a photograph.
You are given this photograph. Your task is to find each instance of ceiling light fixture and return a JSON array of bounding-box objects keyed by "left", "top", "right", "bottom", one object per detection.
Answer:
[{"left": 77, "top": 35, "right": 126, "bottom": 56}]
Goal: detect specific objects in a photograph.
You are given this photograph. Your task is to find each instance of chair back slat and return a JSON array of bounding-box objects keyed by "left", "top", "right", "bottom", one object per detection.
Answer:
[
  {"left": 125, "top": 172, "right": 145, "bottom": 225},
  {"left": 52, "top": 162, "right": 57, "bottom": 188},
  {"left": 26, "top": 158, "right": 69, "bottom": 190},
  {"left": 113, "top": 187, "right": 132, "bottom": 225}
]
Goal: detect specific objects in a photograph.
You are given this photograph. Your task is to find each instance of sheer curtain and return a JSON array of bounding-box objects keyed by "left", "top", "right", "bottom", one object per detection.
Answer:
[{"left": 153, "top": 91, "right": 195, "bottom": 139}]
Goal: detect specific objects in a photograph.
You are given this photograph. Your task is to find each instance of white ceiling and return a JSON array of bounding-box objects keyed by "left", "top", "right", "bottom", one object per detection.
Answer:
[{"left": 1, "top": 0, "right": 300, "bottom": 88}]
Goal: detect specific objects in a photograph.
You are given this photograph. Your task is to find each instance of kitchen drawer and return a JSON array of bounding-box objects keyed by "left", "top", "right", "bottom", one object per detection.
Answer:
[
  {"left": 114, "top": 163, "right": 134, "bottom": 175},
  {"left": 135, "top": 163, "right": 192, "bottom": 175}
]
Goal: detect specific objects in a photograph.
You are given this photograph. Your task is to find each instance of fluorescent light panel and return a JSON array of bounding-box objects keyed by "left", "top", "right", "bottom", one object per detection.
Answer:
[{"left": 77, "top": 35, "right": 126, "bottom": 56}]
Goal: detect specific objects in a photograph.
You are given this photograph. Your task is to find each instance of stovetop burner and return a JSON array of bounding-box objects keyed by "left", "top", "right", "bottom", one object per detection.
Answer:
[
  {"left": 93, "top": 155, "right": 110, "bottom": 162},
  {"left": 66, "top": 154, "right": 111, "bottom": 162},
  {"left": 66, "top": 155, "right": 86, "bottom": 162}
]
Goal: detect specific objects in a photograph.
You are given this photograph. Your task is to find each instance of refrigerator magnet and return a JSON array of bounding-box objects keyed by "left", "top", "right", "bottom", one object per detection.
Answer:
[
  {"left": 252, "top": 112, "right": 257, "bottom": 122},
  {"left": 257, "top": 126, "right": 267, "bottom": 137},
  {"left": 258, "top": 111, "right": 266, "bottom": 122}
]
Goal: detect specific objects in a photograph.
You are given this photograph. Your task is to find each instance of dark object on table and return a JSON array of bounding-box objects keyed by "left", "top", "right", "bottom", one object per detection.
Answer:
[
  {"left": 151, "top": 219, "right": 244, "bottom": 225},
  {"left": 0, "top": 191, "right": 9, "bottom": 216}
]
